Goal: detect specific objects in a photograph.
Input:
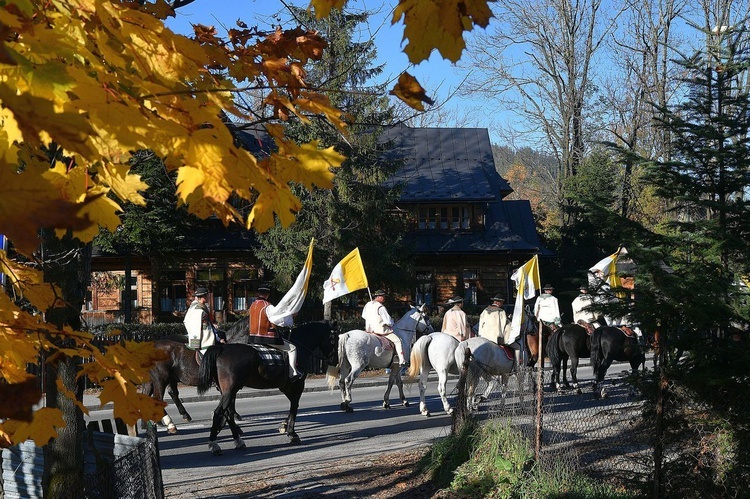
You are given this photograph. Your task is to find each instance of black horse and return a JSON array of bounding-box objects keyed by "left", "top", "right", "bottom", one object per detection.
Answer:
[
  {"left": 146, "top": 320, "right": 337, "bottom": 434},
  {"left": 590, "top": 326, "right": 646, "bottom": 399},
  {"left": 197, "top": 342, "right": 306, "bottom": 455},
  {"left": 546, "top": 324, "right": 592, "bottom": 393}
]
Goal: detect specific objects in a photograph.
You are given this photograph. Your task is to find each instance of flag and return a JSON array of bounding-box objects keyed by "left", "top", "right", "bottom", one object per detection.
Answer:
[
  {"left": 589, "top": 247, "right": 624, "bottom": 290},
  {"left": 508, "top": 255, "right": 541, "bottom": 342},
  {"left": 323, "top": 248, "right": 369, "bottom": 304},
  {"left": 267, "top": 239, "right": 314, "bottom": 327}
]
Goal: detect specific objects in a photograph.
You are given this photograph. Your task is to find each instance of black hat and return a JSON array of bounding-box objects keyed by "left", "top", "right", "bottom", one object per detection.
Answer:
[
  {"left": 579, "top": 285, "right": 589, "bottom": 291},
  {"left": 257, "top": 285, "right": 271, "bottom": 293},
  {"left": 491, "top": 295, "right": 505, "bottom": 302},
  {"left": 372, "top": 289, "right": 386, "bottom": 297},
  {"left": 543, "top": 284, "right": 554, "bottom": 291},
  {"left": 447, "top": 296, "right": 464, "bottom": 305},
  {"left": 195, "top": 286, "right": 209, "bottom": 297}
]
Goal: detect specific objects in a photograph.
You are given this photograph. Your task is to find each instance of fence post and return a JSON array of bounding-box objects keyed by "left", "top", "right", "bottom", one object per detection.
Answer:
[
  {"left": 452, "top": 347, "right": 472, "bottom": 434},
  {"left": 535, "top": 320, "right": 543, "bottom": 460}
]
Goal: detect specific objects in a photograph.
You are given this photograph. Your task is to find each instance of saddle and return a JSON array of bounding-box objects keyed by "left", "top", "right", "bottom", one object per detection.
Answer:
[
  {"left": 367, "top": 331, "right": 394, "bottom": 351},
  {"left": 577, "top": 320, "right": 596, "bottom": 335}
]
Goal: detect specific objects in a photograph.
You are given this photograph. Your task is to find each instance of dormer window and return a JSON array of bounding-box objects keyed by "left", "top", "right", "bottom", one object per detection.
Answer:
[{"left": 418, "top": 205, "right": 471, "bottom": 230}]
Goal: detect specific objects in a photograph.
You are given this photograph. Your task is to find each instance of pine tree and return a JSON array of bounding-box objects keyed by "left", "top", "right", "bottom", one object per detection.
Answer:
[{"left": 253, "top": 8, "right": 410, "bottom": 318}]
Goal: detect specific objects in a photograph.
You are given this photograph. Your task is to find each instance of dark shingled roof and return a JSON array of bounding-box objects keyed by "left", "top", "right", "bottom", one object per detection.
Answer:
[{"left": 380, "top": 126, "right": 513, "bottom": 202}]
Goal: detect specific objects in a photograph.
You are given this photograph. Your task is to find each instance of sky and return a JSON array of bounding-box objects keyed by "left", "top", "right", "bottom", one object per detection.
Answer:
[{"left": 163, "top": 0, "right": 490, "bottom": 136}]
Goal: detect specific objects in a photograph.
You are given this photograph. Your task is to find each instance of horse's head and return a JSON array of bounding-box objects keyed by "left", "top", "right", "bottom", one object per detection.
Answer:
[{"left": 395, "top": 305, "right": 433, "bottom": 346}]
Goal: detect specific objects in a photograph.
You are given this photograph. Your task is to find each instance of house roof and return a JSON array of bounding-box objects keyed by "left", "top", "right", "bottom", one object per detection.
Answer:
[
  {"left": 380, "top": 126, "right": 514, "bottom": 202},
  {"left": 404, "top": 199, "right": 548, "bottom": 255}
]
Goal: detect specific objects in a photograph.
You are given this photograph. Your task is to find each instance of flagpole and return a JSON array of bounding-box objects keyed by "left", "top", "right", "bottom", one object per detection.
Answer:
[{"left": 367, "top": 287, "right": 372, "bottom": 301}]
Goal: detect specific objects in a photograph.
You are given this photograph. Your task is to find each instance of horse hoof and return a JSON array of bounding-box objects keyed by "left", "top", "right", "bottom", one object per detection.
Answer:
[
  {"left": 421, "top": 410, "right": 431, "bottom": 417},
  {"left": 447, "top": 408, "right": 454, "bottom": 416},
  {"left": 182, "top": 415, "right": 192, "bottom": 422},
  {"left": 345, "top": 406, "right": 354, "bottom": 413},
  {"left": 167, "top": 426, "right": 178, "bottom": 435},
  {"left": 209, "top": 442, "right": 222, "bottom": 456},
  {"left": 403, "top": 401, "right": 410, "bottom": 407},
  {"left": 575, "top": 388, "right": 582, "bottom": 395},
  {"left": 279, "top": 423, "right": 288, "bottom": 434},
  {"left": 234, "top": 413, "right": 243, "bottom": 422},
  {"left": 234, "top": 441, "right": 246, "bottom": 451},
  {"left": 383, "top": 402, "right": 391, "bottom": 409},
  {"left": 289, "top": 433, "right": 301, "bottom": 445}
]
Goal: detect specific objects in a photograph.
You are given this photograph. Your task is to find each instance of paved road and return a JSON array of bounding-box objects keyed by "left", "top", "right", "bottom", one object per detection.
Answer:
[{"left": 85, "top": 372, "right": 459, "bottom": 498}]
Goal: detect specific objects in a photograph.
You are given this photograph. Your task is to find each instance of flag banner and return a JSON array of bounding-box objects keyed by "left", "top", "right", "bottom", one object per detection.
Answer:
[
  {"left": 267, "top": 239, "right": 314, "bottom": 327},
  {"left": 322, "top": 247, "right": 369, "bottom": 304},
  {"left": 509, "top": 255, "right": 541, "bottom": 342},
  {"left": 588, "top": 247, "right": 624, "bottom": 290}
]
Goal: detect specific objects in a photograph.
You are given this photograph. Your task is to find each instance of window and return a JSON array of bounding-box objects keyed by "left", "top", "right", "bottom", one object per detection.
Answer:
[
  {"left": 197, "top": 268, "right": 226, "bottom": 312},
  {"left": 417, "top": 205, "right": 471, "bottom": 231},
  {"left": 160, "top": 270, "right": 187, "bottom": 312},
  {"left": 231, "top": 269, "right": 258, "bottom": 312},
  {"left": 463, "top": 269, "right": 479, "bottom": 305},
  {"left": 416, "top": 271, "right": 433, "bottom": 306}
]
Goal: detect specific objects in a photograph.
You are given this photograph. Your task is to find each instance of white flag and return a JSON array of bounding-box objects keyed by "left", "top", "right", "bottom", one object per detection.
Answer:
[
  {"left": 323, "top": 248, "right": 369, "bottom": 304},
  {"left": 267, "top": 239, "right": 314, "bottom": 327},
  {"left": 508, "top": 255, "right": 541, "bottom": 343}
]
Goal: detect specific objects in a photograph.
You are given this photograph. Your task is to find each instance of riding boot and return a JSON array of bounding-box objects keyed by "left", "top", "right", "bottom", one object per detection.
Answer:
[{"left": 287, "top": 346, "right": 303, "bottom": 380}]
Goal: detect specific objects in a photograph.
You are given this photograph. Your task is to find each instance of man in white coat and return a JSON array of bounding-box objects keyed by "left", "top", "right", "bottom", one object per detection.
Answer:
[
  {"left": 571, "top": 286, "right": 598, "bottom": 324},
  {"left": 478, "top": 295, "right": 508, "bottom": 344},
  {"left": 534, "top": 284, "right": 562, "bottom": 328},
  {"left": 442, "top": 296, "right": 471, "bottom": 342},
  {"left": 362, "top": 289, "right": 406, "bottom": 367}
]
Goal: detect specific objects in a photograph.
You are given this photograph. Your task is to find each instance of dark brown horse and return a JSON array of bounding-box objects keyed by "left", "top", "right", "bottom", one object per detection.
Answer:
[
  {"left": 590, "top": 326, "right": 646, "bottom": 398},
  {"left": 546, "top": 323, "right": 592, "bottom": 393},
  {"left": 197, "top": 343, "right": 306, "bottom": 455}
]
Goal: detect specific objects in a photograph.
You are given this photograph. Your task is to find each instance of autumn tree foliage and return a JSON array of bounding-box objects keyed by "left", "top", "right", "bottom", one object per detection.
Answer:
[{"left": 0, "top": 0, "right": 493, "bottom": 482}]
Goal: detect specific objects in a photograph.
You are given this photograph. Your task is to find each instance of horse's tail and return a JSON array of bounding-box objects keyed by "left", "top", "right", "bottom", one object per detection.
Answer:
[
  {"left": 197, "top": 344, "right": 223, "bottom": 395},
  {"left": 590, "top": 328, "right": 603, "bottom": 375},
  {"left": 326, "top": 332, "right": 347, "bottom": 389},
  {"left": 406, "top": 334, "right": 430, "bottom": 382},
  {"left": 547, "top": 328, "right": 562, "bottom": 368}
]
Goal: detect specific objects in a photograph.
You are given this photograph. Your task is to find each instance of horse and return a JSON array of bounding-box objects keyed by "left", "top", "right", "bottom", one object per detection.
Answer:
[
  {"left": 406, "top": 332, "right": 460, "bottom": 416},
  {"left": 454, "top": 336, "right": 519, "bottom": 411},
  {"left": 590, "top": 325, "right": 646, "bottom": 399},
  {"left": 147, "top": 320, "right": 336, "bottom": 434},
  {"left": 546, "top": 323, "right": 592, "bottom": 393},
  {"left": 197, "top": 342, "right": 305, "bottom": 455},
  {"left": 326, "top": 305, "right": 433, "bottom": 413}
]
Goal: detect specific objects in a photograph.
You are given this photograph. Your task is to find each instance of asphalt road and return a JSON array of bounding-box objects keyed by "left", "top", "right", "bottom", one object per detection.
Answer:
[{"left": 86, "top": 372, "right": 459, "bottom": 498}]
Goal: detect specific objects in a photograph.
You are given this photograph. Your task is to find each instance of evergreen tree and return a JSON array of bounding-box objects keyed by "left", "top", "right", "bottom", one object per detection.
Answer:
[{"left": 253, "top": 8, "right": 410, "bottom": 318}]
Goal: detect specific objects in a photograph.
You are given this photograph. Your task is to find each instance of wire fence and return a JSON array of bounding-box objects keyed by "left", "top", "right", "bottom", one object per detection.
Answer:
[{"left": 451, "top": 350, "right": 748, "bottom": 498}]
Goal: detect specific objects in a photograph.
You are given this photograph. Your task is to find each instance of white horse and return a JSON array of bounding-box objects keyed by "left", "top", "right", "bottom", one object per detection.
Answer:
[
  {"left": 327, "top": 305, "right": 433, "bottom": 413},
  {"left": 455, "top": 336, "right": 519, "bottom": 410},
  {"left": 406, "top": 332, "right": 460, "bottom": 417}
]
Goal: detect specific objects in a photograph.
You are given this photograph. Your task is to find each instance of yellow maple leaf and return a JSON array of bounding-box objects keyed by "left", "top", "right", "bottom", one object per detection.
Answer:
[
  {"left": 93, "top": 163, "right": 148, "bottom": 207},
  {"left": 3, "top": 407, "right": 67, "bottom": 447},
  {"left": 393, "top": 0, "right": 494, "bottom": 64},
  {"left": 0, "top": 250, "right": 62, "bottom": 312},
  {"left": 389, "top": 72, "right": 435, "bottom": 111},
  {"left": 309, "top": 0, "right": 348, "bottom": 19},
  {"left": 98, "top": 376, "right": 166, "bottom": 425}
]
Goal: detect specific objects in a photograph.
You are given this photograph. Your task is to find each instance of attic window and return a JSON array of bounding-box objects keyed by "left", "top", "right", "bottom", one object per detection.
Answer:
[{"left": 418, "top": 205, "right": 471, "bottom": 231}]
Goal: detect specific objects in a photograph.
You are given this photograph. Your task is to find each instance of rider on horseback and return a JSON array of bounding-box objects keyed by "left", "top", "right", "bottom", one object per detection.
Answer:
[
  {"left": 362, "top": 289, "right": 406, "bottom": 367},
  {"left": 478, "top": 294, "right": 509, "bottom": 344},
  {"left": 442, "top": 296, "right": 471, "bottom": 342},
  {"left": 184, "top": 287, "right": 225, "bottom": 352},
  {"left": 571, "top": 285, "right": 598, "bottom": 334},
  {"left": 534, "top": 284, "right": 562, "bottom": 330},
  {"left": 247, "top": 285, "right": 305, "bottom": 383}
]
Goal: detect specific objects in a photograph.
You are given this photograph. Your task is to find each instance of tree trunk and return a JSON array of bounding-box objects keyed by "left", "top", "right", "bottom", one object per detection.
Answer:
[{"left": 40, "top": 235, "right": 91, "bottom": 498}]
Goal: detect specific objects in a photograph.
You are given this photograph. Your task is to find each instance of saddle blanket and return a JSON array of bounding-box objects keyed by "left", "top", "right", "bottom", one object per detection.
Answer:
[
  {"left": 617, "top": 326, "right": 637, "bottom": 337},
  {"left": 367, "top": 332, "right": 394, "bottom": 351},
  {"left": 250, "top": 344, "right": 286, "bottom": 366},
  {"left": 498, "top": 344, "right": 515, "bottom": 361}
]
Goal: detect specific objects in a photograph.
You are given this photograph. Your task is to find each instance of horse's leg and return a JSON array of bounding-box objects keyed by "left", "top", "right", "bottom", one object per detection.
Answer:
[
  {"left": 437, "top": 370, "right": 453, "bottom": 416},
  {"left": 281, "top": 388, "right": 302, "bottom": 444},
  {"left": 207, "top": 392, "right": 233, "bottom": 456},
  {"left": 383, "top": 363, "right": 396, "bottom": 409},
  {"left": 152, "top": 377, "right": 178, "bottom": 435},
  {"left": 594, "top": 358, "right": 613, "bottom": 399},
  {"left": 418, "top": 365, "right": 430, "bottom": 416},
  {"left": 167, "top": 380, "right": 192, "bottom": 423},
  {"left": 561, "top": 357, "right": 571, "bottom": 389},
  {"left": 341, "top": 365, "right": 361, "bottom": 413},
  {"left": 394, "top": 367, "right": 410, "bottom": 408},
  {"left": 549, "top": 359, "right": 559, "bottom": 391},
  {"left": 570, "top": 356, "right": 582, "bottom": 394},
  {"left": 226, "top": 392, "right": 246, "bottom": 451}
]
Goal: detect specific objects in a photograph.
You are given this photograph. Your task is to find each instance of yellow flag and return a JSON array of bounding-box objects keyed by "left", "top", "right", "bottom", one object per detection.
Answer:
[
  {"left": 267, "top": 239, "right": 315, "bottom": 326},
  {"left": 508, "top": 255, "right": 541, "bottom": 342},
  {"left": 322, "top": 248, "right": 369, "bottom": 304}
]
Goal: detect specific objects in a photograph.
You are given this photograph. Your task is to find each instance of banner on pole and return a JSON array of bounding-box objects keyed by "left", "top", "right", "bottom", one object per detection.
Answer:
[{"left": 323, "top": 248, "right": 369, "bottom": 304}]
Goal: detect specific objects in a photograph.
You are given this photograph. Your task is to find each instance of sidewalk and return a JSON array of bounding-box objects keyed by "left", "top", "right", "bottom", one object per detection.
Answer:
[{"left": 83, "top": 370, "right": 447, "bottom": 411}]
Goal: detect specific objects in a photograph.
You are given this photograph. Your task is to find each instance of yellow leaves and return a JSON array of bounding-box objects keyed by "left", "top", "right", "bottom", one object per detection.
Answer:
[
  {"left": 81, "top": 340, "right": 168, "bottom": 425},
  {"left": 0, "top": 250, "right": 62, "bottom": 312},
  {"left": 390, "top": 72, "right": 435, "bottom": 111},
  {"left": 309, "top": 0, "right": 347, "bottom": 19},
  {"left": 0, "top": 408, "right": 66, "bottom": 447},
  {"left": 393, "top": 0, "right": 495, "bottom": 64}
]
